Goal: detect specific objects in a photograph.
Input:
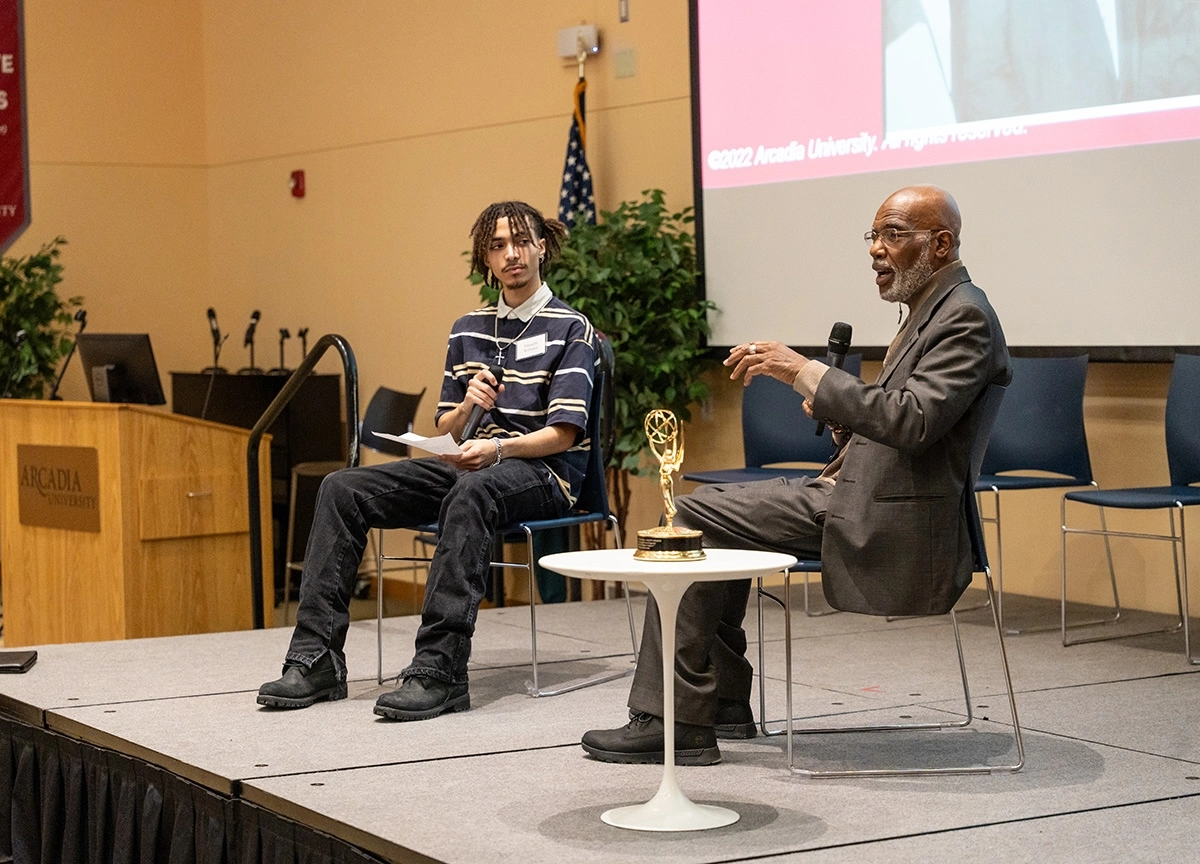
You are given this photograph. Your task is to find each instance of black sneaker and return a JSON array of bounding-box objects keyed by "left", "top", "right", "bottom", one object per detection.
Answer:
[
  {"left": 581, "top": 712, "right": 721, "bottom": 766},
  {"left": 374, "top": 675, "right": 470, "bottom": 721},
  {"left": 715, "top": 699, "right": 757, "bottom": 740},
  {"left": 257, "top": 652, "right": 346, "bottom": 708}
]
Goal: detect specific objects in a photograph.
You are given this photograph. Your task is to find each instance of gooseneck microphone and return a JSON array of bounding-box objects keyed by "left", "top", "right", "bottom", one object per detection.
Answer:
[
  {"left": 459, "top": 365, "right": 505, "bottom": 443},
  {"left": 202, "top": 307, "right": 228, "bottom": 376},
  {"left": 815, "top": 321, "right": 852, "bottom": 436},
  {"left": 207, "top": 307, "right": 221, "bottom": 347},
  {"left": 238, "top": 310, "right": 263, "bottom": 374},
  {"left": 243, "top": 309, "right": 261, "bottom": 348},
  {"left": 49, "top": 309, "right": 87, "bottom": 400}
]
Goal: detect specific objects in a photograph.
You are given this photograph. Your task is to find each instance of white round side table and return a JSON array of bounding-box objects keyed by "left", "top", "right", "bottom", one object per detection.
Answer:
[{"left": 540, "top": 547, "right": 796, "bottom": 832}]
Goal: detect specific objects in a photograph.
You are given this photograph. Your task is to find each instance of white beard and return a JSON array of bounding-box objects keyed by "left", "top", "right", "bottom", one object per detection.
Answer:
[{"left": 881, "top": 239, "right": 935, "bottom": 304}]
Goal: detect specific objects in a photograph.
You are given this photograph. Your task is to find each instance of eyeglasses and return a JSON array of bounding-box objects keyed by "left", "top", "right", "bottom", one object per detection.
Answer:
[{"left": 863, "top": 228, "right": 935, "bottom": 246}]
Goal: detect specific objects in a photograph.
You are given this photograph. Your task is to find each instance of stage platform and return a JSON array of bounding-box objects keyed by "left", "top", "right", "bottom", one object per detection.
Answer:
[{"left": 2, "top": 587, "right": 1199, "bottom": 863}]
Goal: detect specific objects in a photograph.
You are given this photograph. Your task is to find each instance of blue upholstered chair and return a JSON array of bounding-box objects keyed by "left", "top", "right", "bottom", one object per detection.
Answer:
[
  {"left": 685, "top": 356, "right": 862, "bottom": 617},
  {"left": 683, "top": 354, "right": 863, "bottom": 486},
  {"left": 974, "top": 355, "right": 1116, "bottom": 632},
  {"left": 1061, "top": 353, "right": 1200, "bottom": 664}
]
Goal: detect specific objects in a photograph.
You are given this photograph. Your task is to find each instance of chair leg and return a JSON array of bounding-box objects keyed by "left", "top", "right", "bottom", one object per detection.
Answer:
[
  {"left": 801, "top": 571, "right": 840, "bottom": 619},
  {"left": 1178, "top": 510, "right": 1198, "bottom": 665},
  {"left": 524, "top": 517, "right": 637, "bottom": 697},
  {"left": 975, "top": 484, "right": 1124, "bottom": 636},
  {"left": 1062, "top": 499, "right": 1186, "bottom": 650},
  {"left": 376, "top": 528, "right": 385, "bottom": 686},
  {"left": 787, "top": 566, "right": 1024, "bottom": 778},
  {"left": 755, "top": 575, "right": 790, "bottom": 738},
  {"left": 953, "top": 490, "right": 999, "bottom": 619}
]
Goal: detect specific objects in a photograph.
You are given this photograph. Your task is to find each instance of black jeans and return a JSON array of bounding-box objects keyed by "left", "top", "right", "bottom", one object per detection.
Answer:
[{"left": 286, "top": 456, "right": 568, "bottom": 685}]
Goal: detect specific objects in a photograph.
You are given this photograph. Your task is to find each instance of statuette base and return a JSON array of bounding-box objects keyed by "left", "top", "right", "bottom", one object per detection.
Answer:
[{"left": 634, "top": 526, "right": 705, "bottom": 561}]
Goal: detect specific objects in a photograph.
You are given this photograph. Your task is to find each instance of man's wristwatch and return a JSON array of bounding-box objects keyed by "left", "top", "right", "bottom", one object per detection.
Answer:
[{"left": 491, "top": 438, "right": 503, "bottom": 467}]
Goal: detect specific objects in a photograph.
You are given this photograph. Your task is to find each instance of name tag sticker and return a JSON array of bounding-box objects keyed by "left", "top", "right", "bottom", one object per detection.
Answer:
[{"left": 515, "top": 333, "right": 547, "bottom": 361}]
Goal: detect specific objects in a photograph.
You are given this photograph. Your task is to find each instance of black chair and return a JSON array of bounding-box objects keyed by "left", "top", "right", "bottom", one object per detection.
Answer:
[
  {"left": 378, "top": 340, "right": 639, "bottom": 697},
  {"left": 281, "top": 386, "right": 425, "bottom": 632},
  {"left": 757, "top": 383, "right": 1024, "bottom": 776},
  {"left": 1061, "top": 353, "right": 1200, "bottom": 664},
  {"left": 686, "top": 356, "right": 862, "bottom": 618},
  {"left": 974, "top": 355, "right": 1116, "bottom": 632}
]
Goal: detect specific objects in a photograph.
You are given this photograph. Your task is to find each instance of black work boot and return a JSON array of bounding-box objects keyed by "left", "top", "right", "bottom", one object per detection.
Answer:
[
  {"left": 581, "top": 712, "right": 721, "bottom": 766},
  {"left": 257, "top": 652, "right": 346, "bottom": 708},
  {"left": 374, "top": 675, "right": 470, "bottom": 721},
  {"left": 715, "top": 699, "right": 757, "bottom": 740}
]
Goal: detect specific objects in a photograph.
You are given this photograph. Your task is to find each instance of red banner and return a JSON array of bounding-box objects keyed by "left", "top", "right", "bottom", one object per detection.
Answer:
[{"left": 0, "top": 0, "right": 28, "bottom": 252}]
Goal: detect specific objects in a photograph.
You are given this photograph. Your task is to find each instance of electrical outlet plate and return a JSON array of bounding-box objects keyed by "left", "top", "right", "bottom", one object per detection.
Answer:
[{"left": 557, "top": 25, "right": 599, "bottom": 58}]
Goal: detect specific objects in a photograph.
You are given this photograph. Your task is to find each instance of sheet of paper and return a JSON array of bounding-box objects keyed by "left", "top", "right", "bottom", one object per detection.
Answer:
[{"left": 373, "top": 431, "right": 464, "bottom": 456}]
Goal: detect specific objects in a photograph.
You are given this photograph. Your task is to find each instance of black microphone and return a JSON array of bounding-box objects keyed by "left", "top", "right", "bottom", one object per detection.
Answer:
[
  {"left": 815, "top": 321, "right": 852, "bottom": 436},
  {"left": 460, "top": 365, "right": 505, "bottom": 443},
  {"left": 243, "top": 309, "right": 261, "bottom": 348},
  {"left": 49, "top": 309, "right": 87, "bottom": 400},
  {"left": 207, "top": 307, "right": 221, "bottom": 347}
]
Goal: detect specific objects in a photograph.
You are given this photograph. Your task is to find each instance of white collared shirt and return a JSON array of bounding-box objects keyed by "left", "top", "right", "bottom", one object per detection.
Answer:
[{"left": 497, "top": 282, "right": 553, "bottom": 321}]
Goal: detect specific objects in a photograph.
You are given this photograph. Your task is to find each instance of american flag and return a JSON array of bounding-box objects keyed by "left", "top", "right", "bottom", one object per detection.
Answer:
[{"left": 558, "top": 78, "right": 596, "bottom": 227}]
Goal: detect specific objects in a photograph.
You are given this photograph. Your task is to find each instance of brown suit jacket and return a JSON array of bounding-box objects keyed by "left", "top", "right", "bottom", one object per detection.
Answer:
[{"left": 811, "top": 261, "right": 1011, "bottom": 615}]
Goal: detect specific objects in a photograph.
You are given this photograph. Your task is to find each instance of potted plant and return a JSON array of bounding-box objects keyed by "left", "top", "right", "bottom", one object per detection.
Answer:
[
  {"left": 0, "top": 237, "right": 80, "bottom": 399},
  {"left": 476, "top": 190, "right": 715, "bottom": 537}
]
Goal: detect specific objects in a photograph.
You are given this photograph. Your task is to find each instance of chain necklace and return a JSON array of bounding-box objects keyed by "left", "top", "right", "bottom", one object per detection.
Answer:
[{"left": 493, "top": 302, "right": 548, "bottom": 365}]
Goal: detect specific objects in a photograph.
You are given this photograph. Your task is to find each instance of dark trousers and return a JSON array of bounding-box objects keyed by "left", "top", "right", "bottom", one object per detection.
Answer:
[
  {"left": 286, "top": 456, "right": 567, "bottom": 685},
  {"left": 628, "top": 476, "right": 831, "bottom": 726}
]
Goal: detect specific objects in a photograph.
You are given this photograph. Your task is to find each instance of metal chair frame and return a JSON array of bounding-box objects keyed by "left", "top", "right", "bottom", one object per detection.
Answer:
[
  {"left": 375, "top": 355, "right": 640, "bottom": 694},
  {"left": 971, "top": 356, "right": 1118, "bottom": 634},
  {"left": 1059, "top": 355, "right": 1200, "bottom": 664},
  {"left": 1060, "top": 499, "right": 1193, "bottom": 661},
  {"left": 758, "top": 383, "right": 1026, "bottom": 777}
]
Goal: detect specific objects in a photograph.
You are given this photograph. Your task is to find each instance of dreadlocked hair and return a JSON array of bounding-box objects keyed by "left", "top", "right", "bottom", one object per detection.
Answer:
[{"left": 469, "top": 201, "right": 568, "bottom": 290}]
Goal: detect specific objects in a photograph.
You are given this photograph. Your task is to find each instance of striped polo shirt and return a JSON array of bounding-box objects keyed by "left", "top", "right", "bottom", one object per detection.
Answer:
[{"left": 437, "top": 289, "right": 596, "bottom": 504}]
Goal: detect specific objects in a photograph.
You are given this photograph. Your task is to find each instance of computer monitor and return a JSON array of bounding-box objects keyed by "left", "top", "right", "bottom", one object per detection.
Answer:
[{"left": 76, "top": 333, "right": 166, "bottom": 405}]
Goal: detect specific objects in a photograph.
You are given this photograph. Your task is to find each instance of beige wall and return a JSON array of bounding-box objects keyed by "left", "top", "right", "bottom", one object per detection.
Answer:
[{"left": 11, "top": 1, "right": 1189, "bottom": 616}]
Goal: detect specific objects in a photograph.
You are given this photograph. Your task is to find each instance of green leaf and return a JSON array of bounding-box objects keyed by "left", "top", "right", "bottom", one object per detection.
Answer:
[{"left": 0, "top": 237, "right": 80, "bottom": 399}]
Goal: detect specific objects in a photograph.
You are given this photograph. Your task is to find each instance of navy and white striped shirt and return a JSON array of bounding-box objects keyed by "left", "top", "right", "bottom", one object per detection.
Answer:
[{"left": 437, "top": 292, "right": 596, "bottom": 504}]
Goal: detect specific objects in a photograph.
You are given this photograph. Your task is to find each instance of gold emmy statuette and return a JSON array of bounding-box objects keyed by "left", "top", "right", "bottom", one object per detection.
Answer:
[{"left": 635, "top": 409, "right": 705, "bottom": 560}]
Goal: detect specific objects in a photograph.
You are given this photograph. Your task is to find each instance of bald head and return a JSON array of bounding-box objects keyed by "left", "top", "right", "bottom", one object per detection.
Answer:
[
  {"left": 869, "top": 185, "right": 964, "bottom": 304},
  {"left": 878, "top": 185, "right": 961, "bottom": 258}
]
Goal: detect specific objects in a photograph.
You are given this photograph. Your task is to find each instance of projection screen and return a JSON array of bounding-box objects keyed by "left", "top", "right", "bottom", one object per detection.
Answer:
[{"left": 691, "top": 1, "right": 1200, "bottom": 358}]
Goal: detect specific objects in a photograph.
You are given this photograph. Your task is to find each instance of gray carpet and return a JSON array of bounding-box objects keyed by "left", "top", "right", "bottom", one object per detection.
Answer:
[{"left": 3, "top": 587, "right": 1199, "bottom": 863}]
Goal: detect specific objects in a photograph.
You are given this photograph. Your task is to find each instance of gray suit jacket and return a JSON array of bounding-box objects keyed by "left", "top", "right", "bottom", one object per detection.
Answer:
[{"left": 811, "top": 261, "right": 1011, "bottom": 616}]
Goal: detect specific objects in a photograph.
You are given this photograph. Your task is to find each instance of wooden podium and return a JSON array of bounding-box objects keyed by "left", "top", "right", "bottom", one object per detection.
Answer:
[{"left": 0, "top": 401, "right": 274, "bottom": 646}]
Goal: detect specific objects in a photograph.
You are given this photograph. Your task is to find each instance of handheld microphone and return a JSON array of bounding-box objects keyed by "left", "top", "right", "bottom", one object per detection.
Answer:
[
  {"left": 49, "top": 309, "right": 87, "bottom": 400},
  {"left": 243, "top": 309, "right": 261, "bottom": 348},
  {"left": 207, "top": 307, "right": 221, "bottom": 347},
  {"left": 815, "top": 321, "right": 852, "bottom": 436},
  {"left": 459, "top": 364, "right": 505, "bottom": 443}
]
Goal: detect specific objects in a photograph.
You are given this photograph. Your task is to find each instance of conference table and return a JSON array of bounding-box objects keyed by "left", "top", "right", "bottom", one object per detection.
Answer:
[{"left": 539, "top": 547, "right": 797, "bottom": 832}]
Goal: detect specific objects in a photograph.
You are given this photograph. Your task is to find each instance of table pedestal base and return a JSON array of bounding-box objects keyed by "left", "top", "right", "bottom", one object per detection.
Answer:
[
  {"left": 602, "top": 787, "right": 739, "bottom": 832},
  {"left": 536, "top": 549, "right": 796, "bottom": 834}
]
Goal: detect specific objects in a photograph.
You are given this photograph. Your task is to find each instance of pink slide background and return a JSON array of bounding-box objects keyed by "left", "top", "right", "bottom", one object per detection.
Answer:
[{"left": 698, "top": 1, "right": 1200, "bottom": 190}]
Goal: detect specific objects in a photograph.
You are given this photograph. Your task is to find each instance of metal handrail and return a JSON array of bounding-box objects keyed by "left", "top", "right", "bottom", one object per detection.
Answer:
[{"left": 247, "top": 334, "right": 359, "bottom": 629}]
